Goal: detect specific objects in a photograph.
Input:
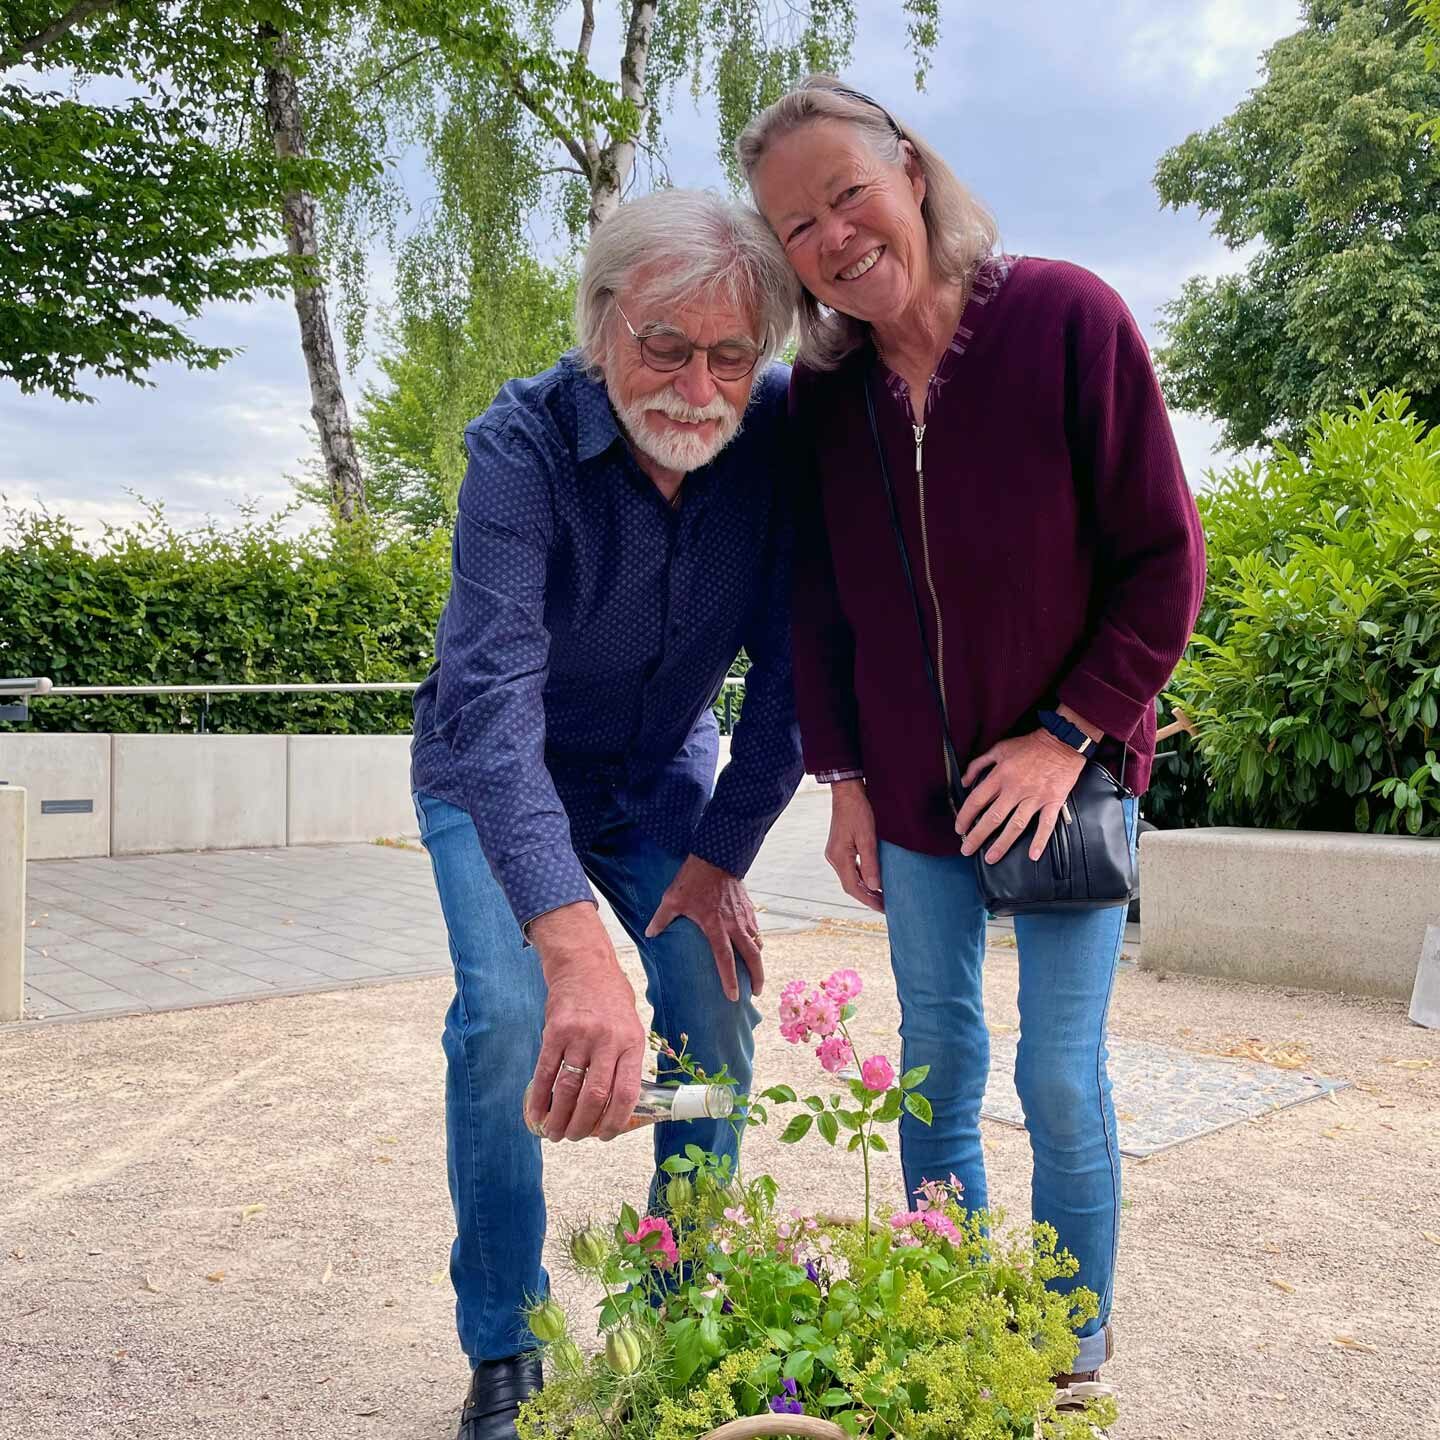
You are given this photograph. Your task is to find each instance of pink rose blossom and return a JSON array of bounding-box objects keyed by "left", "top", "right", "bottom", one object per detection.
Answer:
[
  {"left": 822, "top": 968, "right": 863, "bottom": 1003},
  {"left": 778, "top": 980, "right": 807, "bottom": 1024},
  {"left": 816, "top": 1035, "right": 854, "bottom": 1074},
  {"left": 860, "top": 1054, "right": 896, "bottom": 1092},
  {"left": 779, "top": 1018, "right": 810, "bottom": 1046},
  {"left": 802, "top": 990, "right": 841, "bottom": 1039},
  {"left": 625, "top": 1215, "right": 679, "bottom": 1270}
]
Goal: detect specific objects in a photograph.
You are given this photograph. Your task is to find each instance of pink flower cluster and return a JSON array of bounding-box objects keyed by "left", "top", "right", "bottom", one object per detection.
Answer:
[
  {"left": 778, "top": 971, "right": 865, "bottom": 1073},
  {"left": 890, "top": 1176, "right": 966, "bottom": 1248},
  {"left": 625, "top": 1215, "right": 678, "bottom": 1270}
]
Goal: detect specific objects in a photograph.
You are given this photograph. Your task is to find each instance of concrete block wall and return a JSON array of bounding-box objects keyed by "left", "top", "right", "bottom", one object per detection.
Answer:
[
  {"left": 0, "top": 732, "right": 812, "bottom": 861},
  {"left": 0, "top": 733, "right": 111, "bottom": 858},
  {"left": 286, "top": 734, "right": 418, "bottom": 844},
  {"left": 111, "top": 735, "right": 289, "bottom": 855},
  {"left": 1141, "top": 826, "right": 1440, "bottom": 1001}
]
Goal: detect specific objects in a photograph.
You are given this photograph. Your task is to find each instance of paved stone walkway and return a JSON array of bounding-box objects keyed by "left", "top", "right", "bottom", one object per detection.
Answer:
[
  {"left": 17, "top": 791, "right": 853, "bottom": 1022},
  {"left": 13, "top": 788, "right": 1344, "bottom": 1157}
]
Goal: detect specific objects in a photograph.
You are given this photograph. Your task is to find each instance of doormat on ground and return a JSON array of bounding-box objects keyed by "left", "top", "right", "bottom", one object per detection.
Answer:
[{"left": 981, "top": 1034, "right": 1349, "bottom": 1159}]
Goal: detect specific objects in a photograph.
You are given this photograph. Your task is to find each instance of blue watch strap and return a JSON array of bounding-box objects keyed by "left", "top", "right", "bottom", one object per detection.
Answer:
[{"left": 1038, "top": 709, "right": 1096, "bottom": 755}]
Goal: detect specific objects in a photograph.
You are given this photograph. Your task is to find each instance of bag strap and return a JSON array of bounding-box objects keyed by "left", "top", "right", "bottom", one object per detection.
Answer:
[{"left": 863, "top": 370, "right": 966, "bottom": 809}]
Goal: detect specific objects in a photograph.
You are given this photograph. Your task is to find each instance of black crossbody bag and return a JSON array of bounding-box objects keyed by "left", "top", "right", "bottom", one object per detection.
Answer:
[{"left": 862, "top": 373, "right": 1137, "bottom": 917}]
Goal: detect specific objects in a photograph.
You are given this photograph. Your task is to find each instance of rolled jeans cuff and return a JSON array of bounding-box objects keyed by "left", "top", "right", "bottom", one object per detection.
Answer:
[{"left": 1074, "top": 1322, "right": 1114, "bottom": 1374}]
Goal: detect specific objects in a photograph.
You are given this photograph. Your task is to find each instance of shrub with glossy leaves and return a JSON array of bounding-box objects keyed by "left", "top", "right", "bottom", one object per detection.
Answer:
[{"left": 1168, "top": 392, "right": 1440, "bottom": 835}]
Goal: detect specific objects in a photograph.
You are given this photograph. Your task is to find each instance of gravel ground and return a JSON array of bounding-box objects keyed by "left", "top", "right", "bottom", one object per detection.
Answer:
[{"left": 2, "top": 925, "right": 1436, "bottom": 1440}]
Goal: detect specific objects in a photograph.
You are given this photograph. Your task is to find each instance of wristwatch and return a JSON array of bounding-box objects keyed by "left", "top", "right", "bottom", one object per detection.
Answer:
[{"left": 1037, "top": 709, "right": 1097, "bottom": 756}]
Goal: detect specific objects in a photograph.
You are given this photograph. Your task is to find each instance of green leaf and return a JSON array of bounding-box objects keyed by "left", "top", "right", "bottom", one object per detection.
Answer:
[
  {"left": 765, "top": 1328, "right": 793, "bottom": 1349},
  {"left": 899, "top": 1066, "right": 930, "bottom": 1090},
  {"left": 874, "top": 1089, "right": 903, "bottom": 1124},
  {"left": 762, "top": 1084, "right": 797, "bottom": 1104},
  {"left": 804, "top": 1095, "right": 826, "bottom": 1113},
  {"left": 819, "top": 1389, "right": 852, "bottom": 1407},
  {"left": 660, "top": 1155, "right": 695, "bottom": 1174},
  {"left": 780, "top": 1113, "right": 814, "bottom": 1144},
  {"left": 847, "top": 1133, "right": 864, "bottom": 1152},
  {"left": 866, "top": 1132, "right": 889, "bottom": 1152},
  {"left": 618, "top": 1203, "right": 640, "bottom": 1236},
  {"left": 782, "top": 1349, "right": 814, "bottom": 1383},
  {"left": 816, "top": 1110, "right": 839, "bottom": 1145},
  {"left": 903, "top": 1092, "right": 933, "bottom": 1126}
]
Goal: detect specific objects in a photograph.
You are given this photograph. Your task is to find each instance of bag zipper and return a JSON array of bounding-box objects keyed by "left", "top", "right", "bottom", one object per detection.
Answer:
[{"left": 911, "top": 395, "right": 954, "bottom": 796}]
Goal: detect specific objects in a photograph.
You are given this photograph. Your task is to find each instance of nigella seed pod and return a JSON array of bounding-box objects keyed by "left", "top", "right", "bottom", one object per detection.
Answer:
[
  {"left": 569, "top": 1225, "right": 609, "bottom": 1271},
  {"left": 550, "top": 1338, "right": 584, "bottom": 1374},
  {"left": 605, "top": 1325, "right": 643, "bottom": 1376},
  {"left": 664, "top": 1174, "right": 695, "bottom": 1212},
  {"left": 527, "top": 1299, "right": 567, "bottom": 1343}
]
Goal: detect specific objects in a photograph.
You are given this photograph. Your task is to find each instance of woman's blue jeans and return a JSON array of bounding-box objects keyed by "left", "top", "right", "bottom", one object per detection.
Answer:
[
  {"left": 414, "top": 790, "right": 759, "bottom": 1365},
  {"left": 879, "top": 798, "right": 1137, "bottom": 1374}
]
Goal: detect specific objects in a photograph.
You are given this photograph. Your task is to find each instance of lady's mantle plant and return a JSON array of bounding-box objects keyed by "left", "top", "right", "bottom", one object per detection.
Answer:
[{"left": 516, "top": 970, "right": 1113, "bottom": 1440}]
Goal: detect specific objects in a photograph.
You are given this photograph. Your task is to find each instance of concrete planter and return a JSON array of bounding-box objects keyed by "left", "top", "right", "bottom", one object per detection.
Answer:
[{"left": 1140, "top": 826, "right": 1440, "bottom": 1000}]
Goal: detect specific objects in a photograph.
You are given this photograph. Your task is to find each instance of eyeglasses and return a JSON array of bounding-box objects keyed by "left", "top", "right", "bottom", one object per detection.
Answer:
[{"left": 614, "top": 302, "right": 764, "bottom": 381}]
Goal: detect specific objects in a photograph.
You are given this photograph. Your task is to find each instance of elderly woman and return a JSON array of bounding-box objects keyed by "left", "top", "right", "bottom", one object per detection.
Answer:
[{"left": 738, "top": 78, "right": 1206, "bottom": 1405}]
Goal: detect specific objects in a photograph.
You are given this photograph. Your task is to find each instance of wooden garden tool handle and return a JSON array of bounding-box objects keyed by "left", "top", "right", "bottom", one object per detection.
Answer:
[{"left": 701, "top": 1417, "right": 849, "bottom": 1440}]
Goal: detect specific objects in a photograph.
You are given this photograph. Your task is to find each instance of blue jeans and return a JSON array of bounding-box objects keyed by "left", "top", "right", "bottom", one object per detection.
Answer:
[
  {"left": 413, "top": 790, "right": 759, "bottom": 1365},
  {"left": 880, "top": 797, "right": 1137, "bottom": 1374}
]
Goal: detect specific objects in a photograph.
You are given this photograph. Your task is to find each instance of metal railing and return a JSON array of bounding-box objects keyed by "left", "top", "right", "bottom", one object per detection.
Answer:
[{"left": 4, "top": 676, "right": 748, "bottom": 733}]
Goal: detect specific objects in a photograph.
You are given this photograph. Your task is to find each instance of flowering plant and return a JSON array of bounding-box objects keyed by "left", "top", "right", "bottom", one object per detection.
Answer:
[{"left": 517, "top": 970, "right": 1115, "bottom": 1440}]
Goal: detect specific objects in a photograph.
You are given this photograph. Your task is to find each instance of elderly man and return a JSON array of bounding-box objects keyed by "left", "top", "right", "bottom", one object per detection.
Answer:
[{"left": 409, "top": 189, "right": 804, "bottom": 1440}]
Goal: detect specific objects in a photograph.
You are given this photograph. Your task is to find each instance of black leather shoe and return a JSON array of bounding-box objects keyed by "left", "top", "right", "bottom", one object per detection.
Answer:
[{"left": 457, "top": 1352, "right": 545, "bottom": 1440}]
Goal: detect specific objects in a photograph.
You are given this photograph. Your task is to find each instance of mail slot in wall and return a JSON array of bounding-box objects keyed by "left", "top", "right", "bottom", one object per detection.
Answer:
[{"left": 40, "top": 799, "right": 94, "bottom": 815}]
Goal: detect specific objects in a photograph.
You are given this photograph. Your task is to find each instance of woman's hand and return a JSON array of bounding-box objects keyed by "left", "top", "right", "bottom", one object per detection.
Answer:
[
  {"left": 825, "top": 779, "right": 884, "bottom": 912},
  {"left": 956, "top": 730, "right": 1086, "bottom": 865}
]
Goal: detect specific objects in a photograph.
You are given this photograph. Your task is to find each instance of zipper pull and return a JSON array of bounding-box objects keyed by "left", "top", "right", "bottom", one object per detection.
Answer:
[{"left": 913, "top": 423, "right": 925, "bottom": 474}]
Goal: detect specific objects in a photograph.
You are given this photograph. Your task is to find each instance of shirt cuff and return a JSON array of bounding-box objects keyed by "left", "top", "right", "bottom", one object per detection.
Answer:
[
  {"left": 689, "top": 806, "right": 768, "bottom": 880},
  {"left": 815, "top": 768, "right": 865, "bottom": 784},
  {"left": 493, "top": 843, "right": 595, "bottom": 935}
]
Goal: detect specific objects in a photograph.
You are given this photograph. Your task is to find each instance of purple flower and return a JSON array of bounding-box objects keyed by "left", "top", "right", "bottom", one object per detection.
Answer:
[
  {"left": 721, "top": 1296, "right": 733, "bottom": 1315},
  {"left": 769, "top": 1378, "right": 804, "bottom": 1415},
  {"left": 805, "top": 1260, "right": 821, "bottom": 1285}
]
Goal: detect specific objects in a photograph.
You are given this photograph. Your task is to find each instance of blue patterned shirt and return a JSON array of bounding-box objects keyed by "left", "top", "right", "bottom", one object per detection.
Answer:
[{"left": 411, "top": 355, "right": 804, "bottom": 928}]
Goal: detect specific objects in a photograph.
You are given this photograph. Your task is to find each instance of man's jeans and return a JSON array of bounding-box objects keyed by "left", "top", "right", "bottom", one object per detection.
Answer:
[
  {"left": 879, "top": 798, "right": 1138, "bottom": 1374},
  {"left": 413, "top": 790, "right": 759, "bottom": 1364}
]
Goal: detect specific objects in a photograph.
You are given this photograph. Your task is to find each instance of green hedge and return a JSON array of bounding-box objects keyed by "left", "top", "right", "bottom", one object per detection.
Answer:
[
  {"left": 0, "top": 505, "right": 450, "bottom": 734},
  {"left": 1158, "top": 392, "right": 1440, "bottom": 836}
]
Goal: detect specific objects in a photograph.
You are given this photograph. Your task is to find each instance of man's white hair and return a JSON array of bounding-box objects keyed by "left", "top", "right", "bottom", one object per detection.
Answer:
[{"left": 575, "top": 189, "right": 798, "bottom": 374}]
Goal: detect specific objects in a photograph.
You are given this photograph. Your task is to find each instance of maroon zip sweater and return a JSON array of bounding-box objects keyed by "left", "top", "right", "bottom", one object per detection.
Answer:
[{"left": 790, "top": 256, "right": 1207, "bottom": 856}]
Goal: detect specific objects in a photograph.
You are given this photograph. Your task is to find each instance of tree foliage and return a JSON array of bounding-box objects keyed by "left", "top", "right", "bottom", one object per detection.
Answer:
[
  {"left": 1153, "top": 0, "right": 1440, "bottom": 452},
  {"left": 0, "top": 1, "right": 372, "bottom": 402},
  {"left": 351, "top": 256, "right": 576, "bottom": 532},
  {"left": 1165, "top": 392, "right": 1440, "bottom": 836}
]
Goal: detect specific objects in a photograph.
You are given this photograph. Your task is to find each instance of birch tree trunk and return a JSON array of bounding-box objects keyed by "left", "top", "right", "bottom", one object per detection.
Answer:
[
  {"left": 588, "top": 0, "right": 657, "bottom": 230},
  {"left": 260, "top": 27, "right": 366, "bottom": 522}
]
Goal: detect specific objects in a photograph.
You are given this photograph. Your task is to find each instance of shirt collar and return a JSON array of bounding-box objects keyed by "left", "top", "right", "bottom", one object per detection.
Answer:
[{"left": 570, "top": 358, "right": 623, "bottom": 463}]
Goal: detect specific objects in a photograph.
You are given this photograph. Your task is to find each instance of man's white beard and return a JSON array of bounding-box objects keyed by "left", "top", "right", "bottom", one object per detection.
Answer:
[{"left": 610, "top": 382, "right": 743, "bottom": 474}]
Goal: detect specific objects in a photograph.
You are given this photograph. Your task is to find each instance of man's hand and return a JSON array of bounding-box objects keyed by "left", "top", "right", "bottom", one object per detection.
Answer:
[
  {"left": 825, "top": 779, "right": 884, "bottom": 912},
  {"left": 957, "top": 730, "right": 1086, "bottom": 865},
  {"left": 645, "top": 855, "right": 763, "bottom": 1003},
  {"left": 527, "top": 902, "right": 647, "bottom": 1143}
]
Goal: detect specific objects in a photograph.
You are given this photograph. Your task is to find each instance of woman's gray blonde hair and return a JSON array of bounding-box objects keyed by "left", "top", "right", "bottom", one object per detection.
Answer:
[
  {"left": 575, "top": 189, "right": 798, "bottom": 376},
  {"left": 736, "top": 75, "right": 999, "bottom": 371}
]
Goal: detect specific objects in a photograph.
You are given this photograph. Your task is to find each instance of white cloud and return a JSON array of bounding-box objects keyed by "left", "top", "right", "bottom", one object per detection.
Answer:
[{"left": 1123, "top": 0, "right": 1303, "bottom": 95}]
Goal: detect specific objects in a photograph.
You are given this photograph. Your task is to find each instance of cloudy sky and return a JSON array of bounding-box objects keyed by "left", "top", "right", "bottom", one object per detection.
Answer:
[{"left": 1, "top": 0, "right": 1305, "bottom": 538}]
